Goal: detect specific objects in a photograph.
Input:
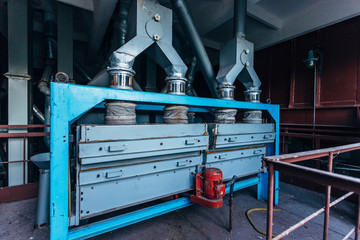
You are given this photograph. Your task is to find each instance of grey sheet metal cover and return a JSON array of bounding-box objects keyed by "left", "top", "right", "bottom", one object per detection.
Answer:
[
  {"left": 208, "top": 123, "right": 274, "bottom": 136},
  {"left": 80, "top": 123, "right": 208, "bottom": 142}
]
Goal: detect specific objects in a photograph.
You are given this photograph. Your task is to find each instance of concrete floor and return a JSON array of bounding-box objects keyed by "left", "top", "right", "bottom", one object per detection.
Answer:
[{"left": 0, "top": 182, "right": 357, "bottom": 240}]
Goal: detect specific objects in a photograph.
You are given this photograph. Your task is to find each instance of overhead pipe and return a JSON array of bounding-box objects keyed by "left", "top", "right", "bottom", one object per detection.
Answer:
[
  {"left": 233, "top": 0, "right": 247, "bottom": 38},
  {"left": 234, "top": 0, "right": 262, "bottom": 123},
  {"left": 37, "top": 11, "right": 57, "bottom": 148},
  {"left": 118, "top": 0, "right": 133, "bottom": 47},
  {"left": 170, "top": 0, "right": 218, "bottom": 98},
  {"left": 186, "top": 56, "right": 197, "bottom": 96},
  {"left": 38, "top": 65, "right": 52, "bottom": 96}
]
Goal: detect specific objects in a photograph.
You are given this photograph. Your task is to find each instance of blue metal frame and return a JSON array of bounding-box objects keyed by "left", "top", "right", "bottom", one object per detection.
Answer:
[{"left": 50, "top": 83, "right": 280, "bottom": 240}]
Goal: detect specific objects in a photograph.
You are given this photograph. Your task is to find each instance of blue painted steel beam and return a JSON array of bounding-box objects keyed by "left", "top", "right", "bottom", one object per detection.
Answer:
[
  {"left": 68, "top": 198, "right": 193, "bottom": 240},
  {"left": 68, "top": 177, "right": 259, "bottom": 240},
  {"left": 50, "top": 82, "right": 279, "bottom": 240},
  {"left": 95, "top": 102, "right": 214, "bottom": 113}
]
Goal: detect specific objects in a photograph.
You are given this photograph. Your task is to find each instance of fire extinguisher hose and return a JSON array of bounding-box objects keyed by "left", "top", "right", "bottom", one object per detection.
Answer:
[{"left": 246, "top": 208, "right": 281, "bottom": 237}]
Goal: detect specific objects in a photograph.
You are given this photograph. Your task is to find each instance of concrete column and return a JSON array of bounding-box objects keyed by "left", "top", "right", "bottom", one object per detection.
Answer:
[{"left": 5, "top": 0, "right": 31, "bottom": 186}]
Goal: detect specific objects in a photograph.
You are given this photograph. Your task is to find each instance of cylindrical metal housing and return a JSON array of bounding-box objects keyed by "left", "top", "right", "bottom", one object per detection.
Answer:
[
  {"left": 244, "top": 88, "right": 261, "bottom": 103},
  {"left": 243, "top": 88, "right": 262, "bottom": 123},
  {"left": 166, "top": 77, "right": 187, "bottom": 95},
  {"left": 108, "top": 67, "right": 135, "bottom": 90},
  {"left": 218, "top": 84, "right": 235, "bottom": 100},
  {"left": 204, "top": 168, "right": 225, "bottom": 199}
]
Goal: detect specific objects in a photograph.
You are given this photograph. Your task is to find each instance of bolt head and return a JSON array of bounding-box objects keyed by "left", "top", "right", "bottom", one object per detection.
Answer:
[
  {"left": 154, "top": 14, "right": 161, "bottom": 21},
  {"left": 245, "top": 49, "right": 250, "bottom": 54},
  {"left": 245, "top": 62, "right": 250, "bottom": 67},
  {"left": 153, "top": 34, "right": 160, "bottom": 41}
]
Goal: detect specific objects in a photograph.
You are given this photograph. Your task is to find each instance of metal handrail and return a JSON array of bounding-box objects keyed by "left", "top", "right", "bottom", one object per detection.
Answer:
[
  {"left": 0, "top": 124, "right": 49, "bottom": 186},
  {"left": 264, "top": 142, "right": 360, "bottom": 240}
]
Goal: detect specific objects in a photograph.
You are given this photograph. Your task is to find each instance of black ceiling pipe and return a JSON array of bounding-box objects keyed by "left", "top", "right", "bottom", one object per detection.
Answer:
[
  {"left": 170, "top": 0, "right": 218, "bottom": 98},
  {"left": 234, "top": 0, "right": 247, "bottom": 38}
]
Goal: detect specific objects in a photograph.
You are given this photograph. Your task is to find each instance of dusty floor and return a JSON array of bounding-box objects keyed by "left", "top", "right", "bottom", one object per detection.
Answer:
[{"left": 0, "top": 182, "right": 357, "bottom": 240}]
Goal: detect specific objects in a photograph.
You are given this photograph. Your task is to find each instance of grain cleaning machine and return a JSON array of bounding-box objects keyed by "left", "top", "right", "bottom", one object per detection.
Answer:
[{"left": 49, "top": 0, "right": 279, "bottom": 239}]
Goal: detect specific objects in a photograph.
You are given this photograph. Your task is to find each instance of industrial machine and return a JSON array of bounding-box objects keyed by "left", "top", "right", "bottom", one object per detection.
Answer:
[{"left": 48, "top": 0, "right": 279, "bottom": 239}]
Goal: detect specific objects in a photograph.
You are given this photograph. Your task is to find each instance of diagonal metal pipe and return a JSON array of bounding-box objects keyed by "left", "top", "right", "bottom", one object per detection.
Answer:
[{"left": 170, "top": 0, "right": 218, "bottom": 98}]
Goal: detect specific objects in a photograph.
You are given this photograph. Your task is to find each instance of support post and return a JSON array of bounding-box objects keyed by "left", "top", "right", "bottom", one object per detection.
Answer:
[
  {"left": 266, "top": 163, "right": 274, "bottom": 240},
  {"left": 6, "top": 0, "right": 30, "bottom": 186},
  {"left": 50, "top": 84, "right": 70, "bottom": 240},
  {"left": 323, "top": 152, "right": 333, "bottom": 240},
  {"left": 57, "top": 2, "right": 73, "bottom": 79},
  {"left": 356, "top": 195, "right": 360, "bottom": 240}
]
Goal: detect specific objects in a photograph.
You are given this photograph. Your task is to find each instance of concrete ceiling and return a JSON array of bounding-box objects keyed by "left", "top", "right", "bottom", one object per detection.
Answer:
[
  {"left": 56, "top": 0, "right": 360, "bottom": 52},
  {"left": 186, "top": 0, "right": 360, "bottom": 50},
  {"left": 2, "top": 0, "right": 359, "bottom": 55}
]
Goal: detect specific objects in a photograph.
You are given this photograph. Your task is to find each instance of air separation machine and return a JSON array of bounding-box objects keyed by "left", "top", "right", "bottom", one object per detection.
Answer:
[{"left": 50, "top": 0, "right": 279, "bottom": 239}]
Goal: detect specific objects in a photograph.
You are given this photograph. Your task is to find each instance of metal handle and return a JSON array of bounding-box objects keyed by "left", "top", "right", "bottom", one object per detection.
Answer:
[
  {"left": 108, "top": 144, "right": 127, "bottom": 152},
  {"left": 106, "top": 170, "right": 123, "bottom": 179},
  {"left": 219, "top": 154, "right": 227, "bottom": 160},
  {"left": 177, "top": 160, "right": 190, "bottom": 167},
  {"left": 228, "top": 137, "right": 237, "bottom": 142},
  {"left": 253, "top": 149, "right": 263, "bottom": 154},
  {"left": 263, "top": 134, "right": 273, "bottom": 139},
  {"left": 185, "top": 140, "right": 196, "bottom": 145}
]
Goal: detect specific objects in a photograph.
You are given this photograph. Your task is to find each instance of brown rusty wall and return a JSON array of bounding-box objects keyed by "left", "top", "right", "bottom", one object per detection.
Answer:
[{"left": 254, "top": 16, "right": 360, "bottom": 128}]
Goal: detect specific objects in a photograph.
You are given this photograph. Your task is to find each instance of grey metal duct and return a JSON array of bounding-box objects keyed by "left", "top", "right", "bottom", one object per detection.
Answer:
[
  {"left": 32, "top": 105, "right": 45, "bottom": 123},
  {"left": 106, "top": 0, "right": 189, "bottom": 124},
  {"left": 38, "top": 65, "right": 52, "bottom": 96},
  {"left": 108, "top": 0, "right": 187, "bottom": 93},
  {"left": 87, "top": 0, "right": 142, "bottom": 91},
  {"left": 170, "top": 0, "right": 218, "bottom": 98},
  {"left": 214, "top": 0, "right": 262, "bottom": 123}
]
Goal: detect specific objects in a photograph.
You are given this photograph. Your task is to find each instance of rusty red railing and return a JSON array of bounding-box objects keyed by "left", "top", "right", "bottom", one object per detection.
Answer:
[
  {"left": 0, "top": 124, "right": 49, "bottom": 186},
  {"left": 264, "top": 142, "right": 360, "bottom": 240}
]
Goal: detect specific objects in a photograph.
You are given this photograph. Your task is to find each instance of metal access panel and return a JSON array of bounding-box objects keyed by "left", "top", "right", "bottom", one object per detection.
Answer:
[
  {"left": 208, "top": 123, "right": 275, "bottom": 149},
  {"left": 75, "top": 124, "right": 209, "bottom": 223},
  {"left": 79, "top": 124, "right": 209, "bottom": 165},
  {"left": 206, "top": 146, "right": 266, "bottom": 180}
]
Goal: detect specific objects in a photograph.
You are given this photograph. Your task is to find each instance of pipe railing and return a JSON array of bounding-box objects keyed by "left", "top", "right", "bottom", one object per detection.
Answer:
[
  {"left": 264, "top": 142, "right": 360, "bottom": 240},
  {"left": 0, "top": 125, "right": 49, "bottom": 186}
]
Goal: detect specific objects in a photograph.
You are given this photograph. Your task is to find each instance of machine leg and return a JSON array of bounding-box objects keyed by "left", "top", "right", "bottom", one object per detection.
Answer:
[
  {"left": 258, "top": 171, "right": 279, "bottom": 205},
  {"left": 229, "top": 182, "right": 235, "bottom": 233}
]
